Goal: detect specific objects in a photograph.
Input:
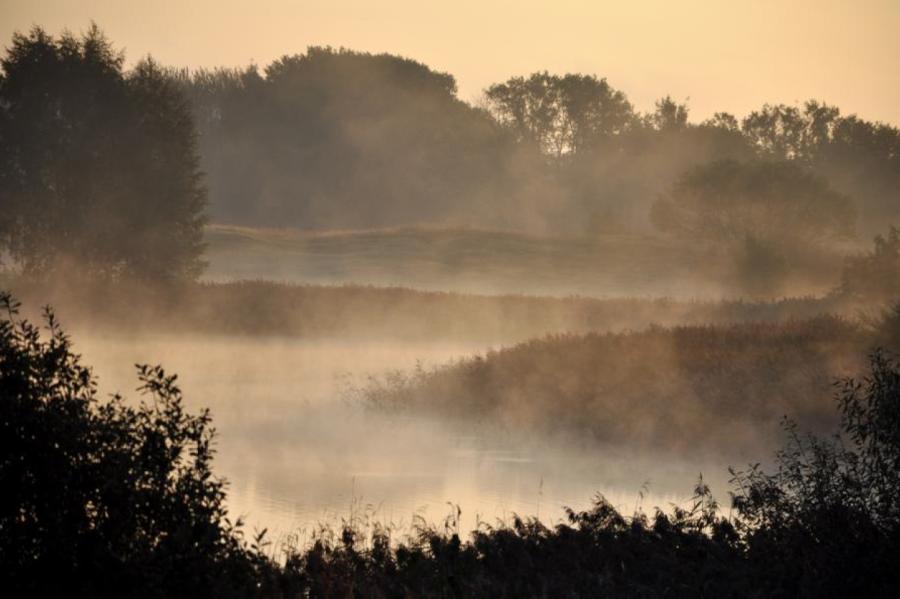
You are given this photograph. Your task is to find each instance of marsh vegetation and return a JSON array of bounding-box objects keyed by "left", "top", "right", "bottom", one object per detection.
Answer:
[{"left": 2, "top": 21, "right": 900, "bottom": 597}]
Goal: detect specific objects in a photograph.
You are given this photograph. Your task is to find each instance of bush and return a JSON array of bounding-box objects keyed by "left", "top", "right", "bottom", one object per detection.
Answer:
[
  {"left": 0, "top": 291, "right": 263, "bottom": 598},
  {"left": 730, "top": 350, "right": 900, "bottom": 596}
]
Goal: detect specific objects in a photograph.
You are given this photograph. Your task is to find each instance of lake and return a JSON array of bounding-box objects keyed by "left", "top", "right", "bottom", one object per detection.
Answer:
[{"left": 75, "top": 331, "right": 734, "bottom": 543}]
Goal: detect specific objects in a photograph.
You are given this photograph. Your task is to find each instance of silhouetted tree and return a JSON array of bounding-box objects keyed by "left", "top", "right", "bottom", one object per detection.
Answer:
[
  {"left": 647, "top": 95, "right": 689, "bottom": 132},
  {"left": 167, "top": 52, "right": 900, "bottom": 239},
  {"left": 742, "top": 101, "right": 900, "bottom": 233},
  {"left": 484, "top": 72, "right": 635, "bottom": 158},
  {"left": 175, "top": 47, "right": 514, "bottom": 230},
  {"left": 702, "top": 111, "right": 741, "bottom": 132},
  {"left": 3, "top": 289, "right": 900, "bottom": 595},
  {"left": 0, "top": 25, "right": 207, "bottom": 280}
]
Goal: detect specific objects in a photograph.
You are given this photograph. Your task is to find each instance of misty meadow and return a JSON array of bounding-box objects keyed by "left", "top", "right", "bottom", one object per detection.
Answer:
[{"left": 2, "top": 7, "right": 900, "bottom": 598}]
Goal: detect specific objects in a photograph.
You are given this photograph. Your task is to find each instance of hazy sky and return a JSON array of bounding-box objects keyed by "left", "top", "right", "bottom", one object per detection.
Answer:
[{"left": 3, "top": 0, "right": 899, "bottom": 124}]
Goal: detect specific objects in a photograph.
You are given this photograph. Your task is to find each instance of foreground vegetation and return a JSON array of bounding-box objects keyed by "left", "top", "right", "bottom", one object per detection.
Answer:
[{"left": 2, "top": 293, "right": 899, "bottom": 597}]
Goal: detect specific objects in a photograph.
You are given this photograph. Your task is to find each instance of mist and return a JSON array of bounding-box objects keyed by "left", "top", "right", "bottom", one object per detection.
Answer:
[{"left": 2, "top": 14, "right": 900, "bottom": 597}]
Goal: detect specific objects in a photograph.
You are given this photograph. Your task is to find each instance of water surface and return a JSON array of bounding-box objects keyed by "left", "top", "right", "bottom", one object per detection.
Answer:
[{"left": 76, "top": 332, "right": 731, "bottom": 540}]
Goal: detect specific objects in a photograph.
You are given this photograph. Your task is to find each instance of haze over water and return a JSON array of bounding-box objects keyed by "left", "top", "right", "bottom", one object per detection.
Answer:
[{"left": 74, "top": 331, "right": 728, "bottom": 537}]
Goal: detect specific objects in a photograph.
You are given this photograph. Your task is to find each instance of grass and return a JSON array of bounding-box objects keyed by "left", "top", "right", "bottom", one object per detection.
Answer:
[
  {"left": 204, "top": 224, "right": 843, "bottom": 299},
  {"left": 354, "top": 316, "right": 869, "bottom": 456}
]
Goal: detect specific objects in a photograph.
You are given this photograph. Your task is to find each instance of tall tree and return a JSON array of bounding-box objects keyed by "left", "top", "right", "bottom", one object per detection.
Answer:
[
  {"left": 742, "top": 101, "right": 900, "bottom": 233},
  {"left": 484, "top": 72, "right": 635, "bottom": 158},
  {"left": 178, "top": 47, "right": 512, "bottom": 229},
  {"left": 0, "top": 25, "right": 207, "bottom": 280},
  {"left": 647, "top": 95, "right": 689, "bottom": 132}
]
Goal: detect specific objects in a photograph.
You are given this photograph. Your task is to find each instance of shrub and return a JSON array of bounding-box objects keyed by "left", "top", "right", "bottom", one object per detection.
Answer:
[
  {"left": 0, "top": 291, "right": 263, "bottom": 598},
  {"left": 730, "top": 350, "right": 900, "bottom": 596}
]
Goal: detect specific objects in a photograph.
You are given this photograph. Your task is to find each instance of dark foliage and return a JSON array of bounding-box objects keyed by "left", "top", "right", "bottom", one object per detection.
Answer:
[
  {"left": 0, "top": 292, "right": 260, "bottom": 598},
  {"left": 176, "top": 47, "right": 514, "bottom": 230},
  {"left": 0, "top": 25, "right": 207, "bottom": 280},
  {"left": 730, "top": 350, "right": 900, "bottom": 597},
  {"left": 742, "top": 101, "right": 900, "bottom": 233},
  {"left": 173, "top": 52, "right": 900, "bottom": 239},
  {"left": 484, "top": 72, "right": 636, "bottom": 156}
]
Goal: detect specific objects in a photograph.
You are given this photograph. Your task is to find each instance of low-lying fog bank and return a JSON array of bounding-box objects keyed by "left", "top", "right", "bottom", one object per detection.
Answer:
[
  {"left": 72, "top": 331, "right": 736, "bottom": 538},
  {"left": 3, "top": 275, "right": 847, "bottom": 345},
  {"left": 7, "top": 273, "right": 888, "bottom": 540}
]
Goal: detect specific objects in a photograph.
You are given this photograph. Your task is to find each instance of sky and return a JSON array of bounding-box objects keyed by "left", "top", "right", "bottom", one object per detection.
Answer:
[{"left": 2, "top": 0, "right": 899, "bottom": 125}]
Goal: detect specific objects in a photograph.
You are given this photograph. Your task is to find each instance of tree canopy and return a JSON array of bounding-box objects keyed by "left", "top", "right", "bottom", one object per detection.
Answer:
[
  {"left": 166, "top": 52, "right": 900, "bottom": 237},
  {"left": 0, "top": 25, "right": 206, "bottom": 280},
  {"left": 741, "top": 101, "right": 900, "bottom": 232},
  {"left": 651, "top": 159, "right": 856, "bottom": 248},
  {"left": 3, "top": 24, "right": 900, "bottom": 256},
  {"left": 178, "top": 47, "right": 515, "bottom": 229},
  {"left": 484, "top": 72, "right": 635, "bottom": 157}
]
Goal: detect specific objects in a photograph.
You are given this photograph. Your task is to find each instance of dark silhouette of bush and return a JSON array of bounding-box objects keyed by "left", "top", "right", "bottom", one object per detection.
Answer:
[
  {"left": 266, "top": 486, "right": 749, "bottom": 598},
  {"left": 729, "top": 350, "right": 900, "bottom": 597},
  {"left": 0, "top": 291, "right": 263, "bottom": 598}
]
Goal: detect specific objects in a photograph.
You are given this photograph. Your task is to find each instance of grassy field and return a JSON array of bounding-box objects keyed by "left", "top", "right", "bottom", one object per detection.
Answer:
[{"left": 204, "top": 224, "right": 843, "bottom": 299}]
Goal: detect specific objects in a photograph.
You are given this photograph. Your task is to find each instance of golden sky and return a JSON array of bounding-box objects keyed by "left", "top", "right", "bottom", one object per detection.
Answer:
[{"left": 2, "top": 0, "right": 899, "bottom": 125}]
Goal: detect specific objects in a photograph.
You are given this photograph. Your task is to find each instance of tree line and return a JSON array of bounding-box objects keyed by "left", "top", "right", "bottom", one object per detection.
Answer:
[
  {"left": 181, "top": 54, "right": 897, "bottom": 239},
  {"left": 1, "top": 24, "right": 898, "bottom": 281}
]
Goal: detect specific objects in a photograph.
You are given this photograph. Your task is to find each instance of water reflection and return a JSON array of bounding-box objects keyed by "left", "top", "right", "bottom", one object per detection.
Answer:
[{"left": 74, "top": 332, "right": 731, "bottom": 538}]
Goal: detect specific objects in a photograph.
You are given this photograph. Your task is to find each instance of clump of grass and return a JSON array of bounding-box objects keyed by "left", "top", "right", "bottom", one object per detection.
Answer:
[{"left": 355, "top": 316, "right": 868, "bottom": 456}]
